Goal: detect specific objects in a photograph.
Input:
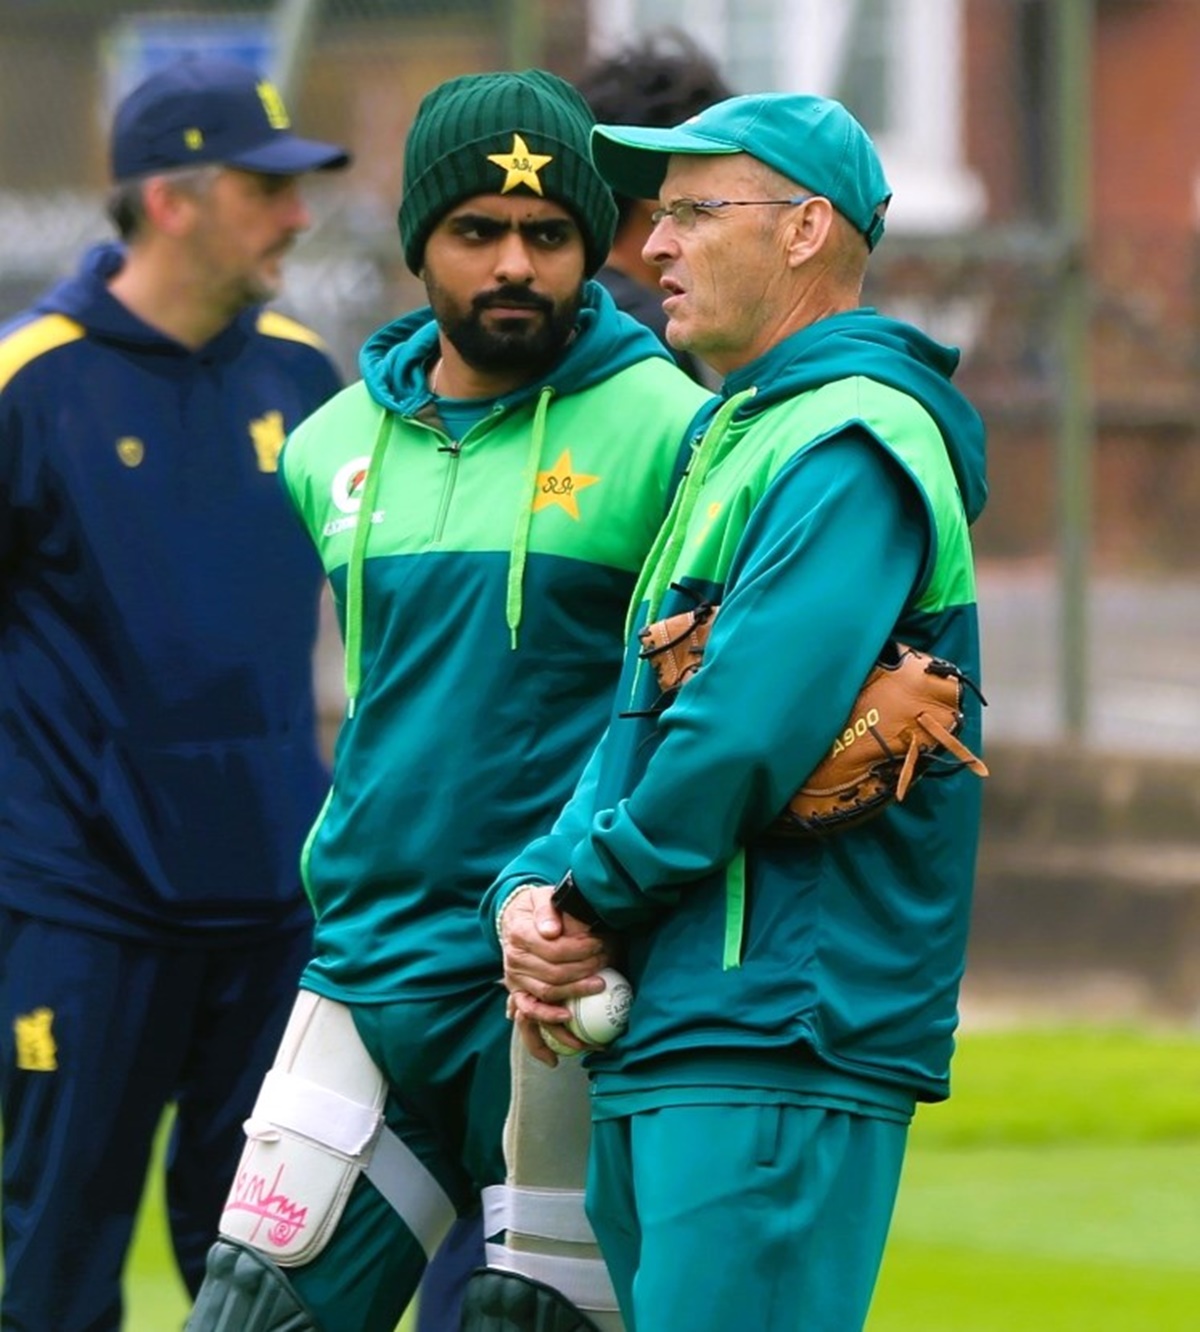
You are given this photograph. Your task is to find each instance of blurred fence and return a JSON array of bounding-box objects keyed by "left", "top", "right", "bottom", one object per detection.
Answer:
[{"left": 1, "top": 0, "right": 1197, "bottom": 756}]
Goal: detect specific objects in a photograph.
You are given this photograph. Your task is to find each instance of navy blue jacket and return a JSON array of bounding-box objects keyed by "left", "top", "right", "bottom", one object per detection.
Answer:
[{"left": 0, "top": 244, "right": 339, "bottom": 943}]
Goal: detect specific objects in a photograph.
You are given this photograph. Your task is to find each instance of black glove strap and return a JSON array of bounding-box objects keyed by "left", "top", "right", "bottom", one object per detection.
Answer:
[{"left": 550, "top": 871, "right": 605, "bottom": 930}]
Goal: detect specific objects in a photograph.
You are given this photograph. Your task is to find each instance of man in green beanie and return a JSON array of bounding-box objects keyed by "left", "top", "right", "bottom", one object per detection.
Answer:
[{"left": 185, "top": 69, "right": 707, "bottom": 1332}]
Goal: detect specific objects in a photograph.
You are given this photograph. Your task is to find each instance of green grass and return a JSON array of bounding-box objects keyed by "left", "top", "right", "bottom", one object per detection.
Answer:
[
  {"left": 867, "top": 1026, "right": 1200, "bottom": 1331},
  {"left": 122, "top": 1133, "right": 189, "bottom": 1329},
  {"left": 123, "top": 1026, "right": 1200, "bottom": 1330}
]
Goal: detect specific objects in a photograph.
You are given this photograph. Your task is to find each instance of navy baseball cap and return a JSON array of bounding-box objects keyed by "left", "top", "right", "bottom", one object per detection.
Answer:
[
  {"left": 592, "top": 93, "right": 891, "bottom": 250},
  {"left": 110, "top": 56, "right": 350, "bottom": 181}
]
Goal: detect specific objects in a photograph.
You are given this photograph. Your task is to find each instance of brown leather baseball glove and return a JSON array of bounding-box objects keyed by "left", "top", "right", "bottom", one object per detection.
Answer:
[{"left": 637, "top": 601, "right": 987, "bottom": 836}]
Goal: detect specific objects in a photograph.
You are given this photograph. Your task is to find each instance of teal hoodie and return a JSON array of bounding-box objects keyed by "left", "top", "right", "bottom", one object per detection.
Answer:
[
  {"left": 486, "top": 309, "right": 987, "bottom": 1110},
  {"left": 280, "top": 280, "right": 710, "bottom": 1000}
]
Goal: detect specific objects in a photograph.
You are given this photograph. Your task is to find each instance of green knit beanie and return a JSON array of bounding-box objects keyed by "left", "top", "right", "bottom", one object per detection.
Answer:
[{"left": 399, "top": 69, "right": 618, "bottom": 277}]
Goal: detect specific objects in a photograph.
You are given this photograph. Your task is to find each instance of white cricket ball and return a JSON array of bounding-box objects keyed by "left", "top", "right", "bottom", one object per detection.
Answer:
[
  {"left": 539, "top": 1026, "right": 582, "bottom": 1059},
  {"left": 540, "top": 967, "right": 632, "bottom": 1056}
]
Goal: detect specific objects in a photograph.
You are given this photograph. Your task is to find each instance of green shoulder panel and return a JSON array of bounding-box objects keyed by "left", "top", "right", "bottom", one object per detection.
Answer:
[
  {"left": 279, "top": 382, "right": 381, "bottom": 571},
  {"left": 673, "top": 377, "right": 975, "bottom": 610},
  {"left": 281, "top": 359, "right": 708, "bottom": 578}
]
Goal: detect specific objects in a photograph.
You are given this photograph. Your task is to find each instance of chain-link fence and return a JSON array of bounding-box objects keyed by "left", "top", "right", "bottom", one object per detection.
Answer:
[{"left": 2, "top": 0, "right": 1197, "bottom": 753}]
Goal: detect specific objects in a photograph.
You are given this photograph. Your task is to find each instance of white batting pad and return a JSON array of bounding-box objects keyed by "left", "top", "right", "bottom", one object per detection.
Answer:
[
  {"left": 491, "top": 1032, "right": 623, "bottom": 1327},
  {"left": 217, "top": 990, "right": 455, "bottom": 1268}
]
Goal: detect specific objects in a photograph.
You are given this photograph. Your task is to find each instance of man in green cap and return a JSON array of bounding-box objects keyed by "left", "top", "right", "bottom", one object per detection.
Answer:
[
  {"left": 488, "top": 92, "right": 988, "bottom": 1332},
  {"left": 185, "top": 69, "right": 707, "bottom": 1332}
]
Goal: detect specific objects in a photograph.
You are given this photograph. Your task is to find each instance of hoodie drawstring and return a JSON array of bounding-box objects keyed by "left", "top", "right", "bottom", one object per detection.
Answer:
[
  {"left": 343, "top": 409, "right": 393, "bottom": 717},
  {"left": 506, "top": 385, "right": 554, "bottom": 650},
  {"left": 343, "top": 384, "right": 551, "bottom": 716},
  {"left": 625, "top": 388, "right": 756, "bottom": 641},
  {"left": 621, "top": 387, "right": 756, "bottom": 971}
]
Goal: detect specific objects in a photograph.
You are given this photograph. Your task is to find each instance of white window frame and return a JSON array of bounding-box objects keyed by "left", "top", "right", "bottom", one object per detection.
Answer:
[{"left": 589, "top": 0, "right": 984, "bottom": 233}]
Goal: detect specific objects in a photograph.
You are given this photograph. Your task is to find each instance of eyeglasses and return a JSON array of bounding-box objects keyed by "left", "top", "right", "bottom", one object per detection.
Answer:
[{"left": 649, "top": 195, "right": 817, "bottom": 230}]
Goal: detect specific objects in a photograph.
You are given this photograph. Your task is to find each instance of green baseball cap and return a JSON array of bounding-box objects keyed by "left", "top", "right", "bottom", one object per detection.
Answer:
[{"left": 591, "top": 92, "right": 892, "bottom": 250}]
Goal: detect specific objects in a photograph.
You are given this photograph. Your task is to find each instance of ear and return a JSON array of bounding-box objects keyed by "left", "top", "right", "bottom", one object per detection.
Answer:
[
  {"left": 782, "top": 197, "right": 834, "bottom": 270},
  {"left": 141, "top": 175, "right": 201, "bottom": 239}
]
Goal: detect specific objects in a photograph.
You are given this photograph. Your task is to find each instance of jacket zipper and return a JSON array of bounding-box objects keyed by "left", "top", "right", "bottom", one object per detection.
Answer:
[
  {"left": 429, "top": 407, "right": 503, "bottom": 545},
  {"left": 432, "top": 438, "right": 461, "bottom": 543}
]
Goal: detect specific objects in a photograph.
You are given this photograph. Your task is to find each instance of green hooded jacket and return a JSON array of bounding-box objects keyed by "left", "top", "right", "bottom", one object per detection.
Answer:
[
  {"left": 280, "top": 281, "right": 710, "bottom": 1000},
  {"left": 486, "top": 309, "right": 988, "bottom": 1111}
]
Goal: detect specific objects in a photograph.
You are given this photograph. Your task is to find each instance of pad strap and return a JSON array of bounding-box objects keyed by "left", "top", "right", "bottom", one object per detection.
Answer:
[
  {"left": 248, "top": 1069, "right": 378, "bottom": 1155},
  {"left": 365, "top": 1124, "right": 457, "bottom": 1261},
  {"left": 250, "top": 1066, "right": 456, "bottom": 1261},
  {"left": 484, "top": 1243, "right": 619, "bottom": 1314},
  {"left": 482, "top": 1184, "right": 598, "bottom": 1245}
]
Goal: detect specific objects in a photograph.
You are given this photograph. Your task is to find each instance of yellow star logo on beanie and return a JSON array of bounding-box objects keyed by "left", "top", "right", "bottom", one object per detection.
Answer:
[{"left": 487, "top": 133, "right": 553, "bottom": 195}]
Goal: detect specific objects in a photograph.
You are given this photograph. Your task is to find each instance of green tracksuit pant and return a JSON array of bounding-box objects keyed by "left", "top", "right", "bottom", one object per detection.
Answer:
[{"left": 587, "top": 1101, "right": 907, "bottom": 1332}]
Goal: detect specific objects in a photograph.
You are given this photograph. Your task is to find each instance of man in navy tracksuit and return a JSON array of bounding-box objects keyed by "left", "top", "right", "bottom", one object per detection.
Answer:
[{"left": 0, "top": 58, "right": 348, "bottom": 1329}]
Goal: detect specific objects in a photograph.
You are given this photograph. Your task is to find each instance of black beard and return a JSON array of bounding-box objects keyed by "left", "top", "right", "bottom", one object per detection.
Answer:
[{"left": 439, "top": 285, "right": 582, "bottom": 378}]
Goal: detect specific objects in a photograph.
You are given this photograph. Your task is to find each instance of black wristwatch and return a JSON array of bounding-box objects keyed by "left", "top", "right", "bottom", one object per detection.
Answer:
[{"left": 551, "top": 870, "right": 605, "bottom": 930}]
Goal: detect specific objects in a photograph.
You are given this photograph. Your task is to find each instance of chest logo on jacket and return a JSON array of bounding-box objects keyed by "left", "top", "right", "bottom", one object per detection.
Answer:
[
  {"left": 330, "top": 456, "right": 371, "bottom": 513},
  {"left": 532, "top": 450, "right": 600, "bottom": 520},
  {"left": 249, "top": 411, "right": 286, "bottom": 473},
  {"left": 14, "top": 1007, "right": 58, "bottom": 1072},
  {"left": 116, "top": 436, "right": 144, "bottom": 467},
  {"left": 324, "top": 455, "right": 382, "bottom": 537}
]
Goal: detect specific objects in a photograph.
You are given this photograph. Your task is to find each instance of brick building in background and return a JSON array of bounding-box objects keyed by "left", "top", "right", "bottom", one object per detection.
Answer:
[
  {"left": 0, "top": 0, "right": 1196, "bottom": 572},
  {"left": 960, "top": 0, "right": 1200, "bottom": 568}
]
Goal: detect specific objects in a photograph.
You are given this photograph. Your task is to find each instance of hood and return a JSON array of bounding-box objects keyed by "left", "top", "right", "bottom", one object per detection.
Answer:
[
  {"left": 34, "top": 242, "right": 257, "bottom": 361},
  {"left": 725, "top": 309, "right": 987, "bottom": 524},
  {"left": 358, "top": 278, "right": 670, "bottom": 415}
]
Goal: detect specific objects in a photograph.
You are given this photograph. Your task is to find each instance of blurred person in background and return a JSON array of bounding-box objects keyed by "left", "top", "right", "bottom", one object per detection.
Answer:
[
  {"left": 0, "top": 56, "right": 348, "bottom": 1331},
  {"left": 490, "top": 91, "right": 988, "bottom": 1332},
  {"left": 576, "top": 30, "right": 733, "bottom": 385},
  {"left": 185, "top": 69, "right": 709, "bottom": 1332}
]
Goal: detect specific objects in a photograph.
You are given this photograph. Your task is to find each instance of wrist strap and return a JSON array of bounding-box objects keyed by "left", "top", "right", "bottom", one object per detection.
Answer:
[{"left": 550, "top": 871, "right": 605, "bottom": 930}]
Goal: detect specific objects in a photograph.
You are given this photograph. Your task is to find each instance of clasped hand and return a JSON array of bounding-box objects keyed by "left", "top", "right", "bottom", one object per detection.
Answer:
[{"left": 498, "top": 884, "right": 612, "bottom": 1065}]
